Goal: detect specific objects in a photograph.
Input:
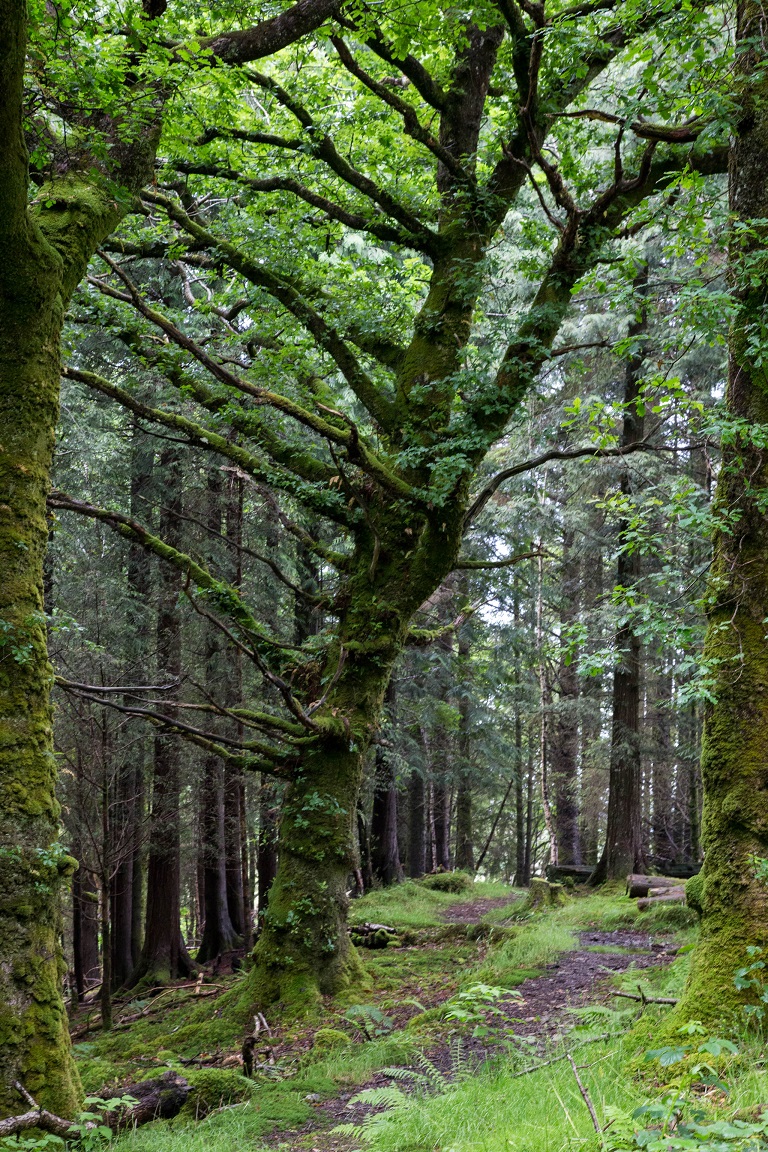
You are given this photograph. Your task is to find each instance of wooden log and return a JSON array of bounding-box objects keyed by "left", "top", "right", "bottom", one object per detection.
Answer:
[
  {"left": 636, "top": 889, "right": 686, "bottom": 911},
  {"left": 105, "top": 1070, "right": 191, "bottom": 1129},
  {"left": 545, "top": 864, "right": 594, "bottom": 884},
  {"left": 3, "top": 1073, "right": 190, "bottom": 1138},
  {"left": 626, "top": 874, "right": 682, "bottom": 898}
]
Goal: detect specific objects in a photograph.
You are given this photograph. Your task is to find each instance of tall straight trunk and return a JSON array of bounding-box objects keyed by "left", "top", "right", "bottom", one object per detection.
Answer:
[
  {"left": 678, "top": 6, "right": 768, "bottom": 1020},
  {"left": 536, "top": 553, "right": 557, "bottom": 866},
  {"left": 225, "top": 770, "right": 246, "bottom": 935},
  {"left": 523, "top": 746, "right": 535, "bottom": 884},
  {"left": 129, "top": 448, "right": 194, "bottom": 985},
  {"left": 408, "top": 765, "right": 427, "bottom": 879},
  {"left": 454, "top": 629, "right": 475, "bottom": 871},
  {"left": 370, "top": 684, "right": 404, "bottom": 885},
  {"left": 257, "top": 778, "right": 279, "bottom": 916},
  {"left": 433, "top": 779, "right": 451, "bottom": 871},
  {"left": 649, "top": 663, "right": 674, "bottom": 868},
  {"left": 72, "top": 848, "right": 100, "bottom": 1001},
  {"left": 513, "top": 710, "right": 526, "bottom": 885},
  {"left": 114, "top": 421, "right": 153, "bottom": 984},
  {"left": 197, "top": 470, "right": 241, "bottom": 962},
  {"left": 591, "top": 273, "right": 647, "bottom": 884},
  {"left": 551, "top": 532, "right": 581, "bottom": 865}
]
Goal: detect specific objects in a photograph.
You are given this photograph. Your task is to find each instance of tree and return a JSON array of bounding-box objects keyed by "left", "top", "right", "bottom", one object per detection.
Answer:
[
  {"left": 52, "top": 0, "right": 728, "bottom": 1013},
  {"left": 0, "top": 0, "right": 348, "bottom": 1111},
  {"left": 676, "top": 0, "right": 768, "bottom": 1021}
]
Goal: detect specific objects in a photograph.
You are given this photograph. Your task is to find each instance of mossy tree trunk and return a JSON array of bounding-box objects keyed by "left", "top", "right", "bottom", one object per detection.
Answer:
[
  {"left": 677, "top": 0, "right": 768, "bottom": 1021},
  {"left": 0, "top": 0, "right": 119, "bottom": 1114},
  {"left": 252, "top": 516, "right": 462, "bottom": 1003},
  {"left": 590, "top": 278, "right": 647, "bottom": 884}
]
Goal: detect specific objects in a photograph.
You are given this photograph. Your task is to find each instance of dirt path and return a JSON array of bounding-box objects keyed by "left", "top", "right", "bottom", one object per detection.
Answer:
[
  {"left": 440, "top": 893, "right": 521, "bottom": 924},
  {"left": 268, "top": 925, "right": 678, "bottom": 1150}
]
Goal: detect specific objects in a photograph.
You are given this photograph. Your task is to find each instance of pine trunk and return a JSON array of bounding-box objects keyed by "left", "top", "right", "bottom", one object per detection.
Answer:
[{"left": 591, "top": 274, "right": 647, "bottom": 884}]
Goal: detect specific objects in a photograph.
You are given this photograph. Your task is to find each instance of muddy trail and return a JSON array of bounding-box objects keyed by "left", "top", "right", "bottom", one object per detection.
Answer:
[{"left": 268, "top": 914, "right": 678, "bottom": 1151}]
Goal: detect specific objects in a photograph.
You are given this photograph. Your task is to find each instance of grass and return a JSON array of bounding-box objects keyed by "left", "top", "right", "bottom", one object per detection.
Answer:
[
  {"left": 77, "top": 882, "right": 724, "bottom": 1152},
  {"left": 349, "top": 879, "right": 517, "bottom": 930}
]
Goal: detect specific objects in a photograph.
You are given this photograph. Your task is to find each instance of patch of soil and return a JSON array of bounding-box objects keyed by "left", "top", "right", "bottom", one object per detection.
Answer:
[
  {"left": 441, "top": 894, "right": 521, "bottom": 924},
  {"left": 275, "top": 927, "right": 679, "bottom": 1149},
  {"left": 508, "top": 929, "right": 677, "bottom": 1044}
]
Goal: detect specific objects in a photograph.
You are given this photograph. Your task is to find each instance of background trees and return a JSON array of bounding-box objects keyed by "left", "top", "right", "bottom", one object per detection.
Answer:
[{"left": 1, "top": 0, "right": 755, "bottom": 1112}]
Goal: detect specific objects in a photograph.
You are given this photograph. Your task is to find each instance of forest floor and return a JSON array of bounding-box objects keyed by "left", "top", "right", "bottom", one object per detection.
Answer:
[
  {"left": 74, "top": 880, "right": 739, "bottom": 1152},
  {"left": 277, "top": 923, "right": 679, "bottom": 1150}
]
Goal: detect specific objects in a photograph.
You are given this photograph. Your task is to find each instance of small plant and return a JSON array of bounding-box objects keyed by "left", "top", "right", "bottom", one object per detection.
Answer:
[
  {"left": 0, "top": 1095, "right": 137, "bottom": 1152},
  {"left": 604, "top": 1097, "right": 768, "bottom": 1151},
  {"left": 734, "top": 945, "right": 768, "bottom": 1026},
  {"left": 443, "top": 983, "right": 523, "bottom": 1042},
  {"left": 344, "top": 1003, "right": 395, "bottom": 1040}
]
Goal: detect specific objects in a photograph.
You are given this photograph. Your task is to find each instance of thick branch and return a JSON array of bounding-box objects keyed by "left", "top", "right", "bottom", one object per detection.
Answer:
[
  {"left": 202, "top": 0, "right": 338, "bottom": 64},
  {"left": 137, "top": 195, "right": 404, "bottom": 443}
]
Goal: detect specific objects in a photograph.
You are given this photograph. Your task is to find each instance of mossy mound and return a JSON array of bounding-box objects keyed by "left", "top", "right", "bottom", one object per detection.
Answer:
[
  {"left": 420, "top": 872, "right": 474, "bottom": 894},
  {"left": 312, "top": 1028, "right": 352, "bottom": 1052},
  {"left": 179, "top": 1067, "right": 253, "bottom": 1118},
  {"left": 523, "top": 878, "right": 568, "bottom": 911}
]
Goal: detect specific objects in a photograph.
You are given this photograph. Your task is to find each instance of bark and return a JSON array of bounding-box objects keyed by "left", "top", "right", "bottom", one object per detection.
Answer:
[
  {"left": 513, "top": 708, "right": 526, "bottom": 886},
  {"left": 551, "top": 531, "right": 581, "bottom": 865},
  {"left": 257, "top": 778, "right": 279, "bottom": 916},
  {"left": 591, "top": 273, "right": 647, "bottom": 884},
  {"left": 454, "top": 630, "right": 475, "bottom": 871},
  {"left": 370, "top": 684, "right": 404, "bottom": 886},
  {"left": 129, "top": 449, "right": 194, "bottom": 985},
  {"left": 113, "top": 422, "right": 153, "bottom": 983},
  {"left": 649, "top": 663, "right": 675, "bottom": 869},
  {"left": 677, "top": 1, "right": 768, "bottom": 1021},
  {"left": 408, "top": 759, "right": 427, "bottom": 879},
  {"left": 197, "top": 471, "right": 241, "bottom": 962},
  {"left": 0, "top": 0, "right": 356, "bottom": 1103},
  {"left": 72, "top": 853, "right": 100, "bottom": 1000}
]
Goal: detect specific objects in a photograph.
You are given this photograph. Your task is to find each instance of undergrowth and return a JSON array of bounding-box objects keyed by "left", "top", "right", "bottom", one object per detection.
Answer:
[{"left": 62, "top": 883, "right": 757, "bottom": 1152}]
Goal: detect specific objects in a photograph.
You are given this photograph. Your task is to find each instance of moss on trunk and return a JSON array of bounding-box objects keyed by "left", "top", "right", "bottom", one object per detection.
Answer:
[{"left": 674, "top": 0, "right": 768, "bottom": 1025}]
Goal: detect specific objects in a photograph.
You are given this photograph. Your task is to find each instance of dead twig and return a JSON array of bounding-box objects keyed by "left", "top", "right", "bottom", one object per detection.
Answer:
[
  {"left": 567, "top": 1054, "right": 601, "bottom": 1134},
  {"left": 611, "top": 990, "right": 678, "bottom": 1005}
]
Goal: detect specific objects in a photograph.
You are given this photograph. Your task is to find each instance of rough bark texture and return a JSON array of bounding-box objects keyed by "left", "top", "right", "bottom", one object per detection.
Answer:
[
  {"left": 551, "top": 532, "right": 581, "bottom": 865},
  {"left": 591, "top": 277, "right": 647, "bottom": 884},
  {"left": 676, "top": 0, "right": 768, "bottom": 1022},
  {"left": 129, "top": 449, "right": 194, "bottom": 986}
]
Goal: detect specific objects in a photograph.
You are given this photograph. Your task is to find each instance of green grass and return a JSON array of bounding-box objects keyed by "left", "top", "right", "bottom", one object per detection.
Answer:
[
  {"left": 349, "top": 879, "right": 517, "bottom": 931},
  {"left": 84, "top": 884, "right": 713, "bottom": 1152}
]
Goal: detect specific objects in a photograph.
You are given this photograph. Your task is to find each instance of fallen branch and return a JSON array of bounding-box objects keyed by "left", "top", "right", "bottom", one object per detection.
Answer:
[
  {"left": 567, "top": 1054, "right": 602, "bottom": 1134},
  {"left": 611, "top": 990, "right": 678, "bottom": 1005},
  {"left": 509, "top": 1031, "right": 615, "bottom": 1080},
  {"left": 0, "top": 1083, "right": 81, "bottom": 1139},
  {"left": 70, "top": 985, "right": 225, "bottom": 1038}
]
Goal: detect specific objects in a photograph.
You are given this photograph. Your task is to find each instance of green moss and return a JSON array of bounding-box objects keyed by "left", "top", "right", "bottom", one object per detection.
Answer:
[
  {"left": 179, "top": 1068, "right": 253, "bottom": 1119},
  {"left": 420, "top": 872, "right": 474, "bottom": 894},
  {"left": 312, "top": 1028, "right": 352, "bottom": 1053},
  {"left": 686, "top": 873, "right": 704, "bottom": 917}
]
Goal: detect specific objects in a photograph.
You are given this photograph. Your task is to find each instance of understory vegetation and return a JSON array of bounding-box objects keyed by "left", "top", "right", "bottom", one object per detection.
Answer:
[{"left": 22, "top": 885, "right": 765, "bottom": 1152}]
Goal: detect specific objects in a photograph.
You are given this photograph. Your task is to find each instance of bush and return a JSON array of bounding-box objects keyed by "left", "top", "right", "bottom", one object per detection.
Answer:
[{"left": 421, "top": 872, "right": 474, "bottom": 894}]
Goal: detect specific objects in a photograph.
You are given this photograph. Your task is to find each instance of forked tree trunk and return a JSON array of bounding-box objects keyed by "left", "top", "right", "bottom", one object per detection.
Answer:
[{"left": 677, "top": 2, "right": 768, "bottom": 1021}]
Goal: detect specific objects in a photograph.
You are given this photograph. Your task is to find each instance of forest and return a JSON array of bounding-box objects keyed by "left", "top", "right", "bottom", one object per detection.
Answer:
[{"left": 1, "top": 0, "right": 768, "bottom": 1148}]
